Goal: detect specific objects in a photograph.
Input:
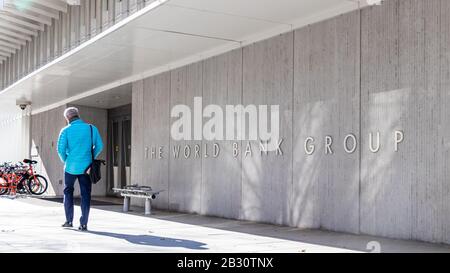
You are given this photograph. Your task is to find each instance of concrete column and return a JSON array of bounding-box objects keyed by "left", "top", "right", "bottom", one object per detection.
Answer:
[{"left": 20, "top": 107, "right": 32, "bottom": 160}]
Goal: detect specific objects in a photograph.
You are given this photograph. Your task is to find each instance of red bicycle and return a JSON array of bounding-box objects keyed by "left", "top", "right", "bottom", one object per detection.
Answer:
[{"left": 0, "top": 159, "right": 48, "bottom": 196}]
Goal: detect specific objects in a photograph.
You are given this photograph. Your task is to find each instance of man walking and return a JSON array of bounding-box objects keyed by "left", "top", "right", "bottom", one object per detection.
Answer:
[{"left": 57, "top": 107, "right": 103, "bottom": 231}]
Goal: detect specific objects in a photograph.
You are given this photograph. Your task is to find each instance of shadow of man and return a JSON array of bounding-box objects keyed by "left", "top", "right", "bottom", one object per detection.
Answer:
[{"left": 86, "top": 230, "right": 208, "bottom": 250}]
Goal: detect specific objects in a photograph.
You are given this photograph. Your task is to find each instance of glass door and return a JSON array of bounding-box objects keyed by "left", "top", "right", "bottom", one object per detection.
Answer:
[
  {"left": 122, "top": 119, "right": 132, "bottom": 187},
  {"left": 107, "top": 105, "right": 132, "bottom": 195},
  {"left": 112, "top": 120, "right": 121, "bottom": 192}
]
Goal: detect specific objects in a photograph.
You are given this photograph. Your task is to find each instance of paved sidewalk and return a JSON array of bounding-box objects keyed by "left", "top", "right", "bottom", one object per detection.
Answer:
[{"left": 1, "top": 197, "right": 449, "bottom": 253}]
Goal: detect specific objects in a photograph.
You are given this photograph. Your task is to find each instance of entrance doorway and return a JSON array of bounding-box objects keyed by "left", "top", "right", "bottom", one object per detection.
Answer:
[{"left": 107, "top": 104, "right": 132, "bottom": 195}]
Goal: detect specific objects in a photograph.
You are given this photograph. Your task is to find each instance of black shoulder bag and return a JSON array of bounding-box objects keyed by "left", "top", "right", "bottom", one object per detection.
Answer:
[{"left": 86, "top": 125, "right": 105, "bottom": 184}]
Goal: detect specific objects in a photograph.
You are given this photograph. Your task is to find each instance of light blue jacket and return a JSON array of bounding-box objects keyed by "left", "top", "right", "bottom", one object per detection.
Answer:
[{"left": 57, "top": 118, "right": 103, "bottom": 175}]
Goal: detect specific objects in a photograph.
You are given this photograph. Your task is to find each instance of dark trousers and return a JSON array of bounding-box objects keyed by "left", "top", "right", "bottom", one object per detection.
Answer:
[{"left": 64, "top": 172, "right": 92, "bottom": 226}]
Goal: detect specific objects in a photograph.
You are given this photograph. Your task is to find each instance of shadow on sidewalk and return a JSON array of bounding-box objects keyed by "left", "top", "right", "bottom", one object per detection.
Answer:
[
  {"left": 97, "top": 208, "right": 450, "bottom": 253},
  {"left": 85, "top": 230, "right": 208, "bottom": 250},
  {"left": 26, "top": 197, "right": 450, "bottom": 253}
]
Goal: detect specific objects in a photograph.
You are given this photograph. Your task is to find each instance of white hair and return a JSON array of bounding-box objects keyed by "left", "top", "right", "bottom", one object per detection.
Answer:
[{"left": 64, "top": 107, "right": 80, "bottom": 121}]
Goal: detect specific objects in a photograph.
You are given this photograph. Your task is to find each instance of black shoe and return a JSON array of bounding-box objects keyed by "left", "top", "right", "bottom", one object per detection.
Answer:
[
  {"left": 78, "top": 225, "right": 88, "bottom": 231},
  {"left": 62, "top": 222, "right": 73, "bottom": 228}
]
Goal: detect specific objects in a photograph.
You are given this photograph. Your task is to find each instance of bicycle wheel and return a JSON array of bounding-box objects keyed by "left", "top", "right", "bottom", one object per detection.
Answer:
[
  {"left": 27, "top": 175, "right": 48, "bottom": 195},
  {"left": 16, "top": 176, "right": 27, "bottom": 194},
  {"left": 0, "top": 176, "right": 9, "bottom": 195}
]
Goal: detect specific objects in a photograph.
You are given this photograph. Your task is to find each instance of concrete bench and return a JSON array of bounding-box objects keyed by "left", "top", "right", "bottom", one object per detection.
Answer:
[{"left": 112, "top": 185, "right": 164, "bottom": 215}]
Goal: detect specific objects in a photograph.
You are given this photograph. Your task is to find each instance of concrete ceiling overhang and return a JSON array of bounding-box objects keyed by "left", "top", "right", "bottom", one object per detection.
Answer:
[
  {"left": 0, "top": 0, "right": 370, "bottom": 118},
  {"left": 0, "top": 0, "right": 70, "bottom": 60}
]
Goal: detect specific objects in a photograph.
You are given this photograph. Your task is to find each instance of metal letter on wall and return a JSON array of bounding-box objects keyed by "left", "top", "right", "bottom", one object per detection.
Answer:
[
  {"left": 233, "top": 142, "right": 239, "bottom": 158},
  {"left": 394, "top": 130, "right": 404, "bottom": 152},
  {"left": 304, "top": 137, "right": 315, "bottom": 155},
  {"left": 369, "top": 131, "right": 380, "bottom": 153},
  {"left": 276, "top": 138, "right": 283, "bottom": 155},
  {"left": 184, "top": 145, "right": 191, "bottom": 158},
  {"left": 245, "top": 142, "right": 252, "bottom": 157},
  {"left": 344, "top": 134, "right": 357, "bottom": 154},
  {"left": 194, "top": 144, "right": 200, "bottom": 158},
  {"left": 213, "top": 143, "right": 220, "bottom": 158},
  {"left": 325, "top": 136, "right": 333, "bottom": 155}
]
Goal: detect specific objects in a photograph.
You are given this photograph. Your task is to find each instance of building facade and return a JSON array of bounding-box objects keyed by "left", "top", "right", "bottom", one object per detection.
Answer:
[{"left": 1, "top": 0, "right": 450, "bottom": 245}]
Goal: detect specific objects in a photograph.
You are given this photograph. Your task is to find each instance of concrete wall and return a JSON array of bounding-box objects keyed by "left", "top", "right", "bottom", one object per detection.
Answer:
[
  {"left": 293, "top": 9, "right": 360, "bottom": 233},
  {"left": 130, "top": 0, "right": 450, "bottom": 244},
  {"left": 31, "top": 106, "right": 67, "bottom": 196},
  {"left": 30, "top": 104, "right": 108, "bottom": 196},
  {"left": 242, "top": 32, "right": 293, "bottom": 226},
  {"left": 201, "top": 50, "right": 243, "bottom": 219},
  {"left": 360, "top": 0, "right": 449, "bottom": 244}
]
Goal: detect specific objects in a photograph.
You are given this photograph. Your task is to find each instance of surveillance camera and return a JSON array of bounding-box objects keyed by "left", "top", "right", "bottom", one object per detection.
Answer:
[{"left": 16, "top": 100, "right": 31, "bottom": 111}]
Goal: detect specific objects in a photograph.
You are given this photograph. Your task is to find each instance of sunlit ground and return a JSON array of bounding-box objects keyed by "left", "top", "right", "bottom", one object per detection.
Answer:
[{"left": 0, "top": 197, "right": 449, "bottom": 253}]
